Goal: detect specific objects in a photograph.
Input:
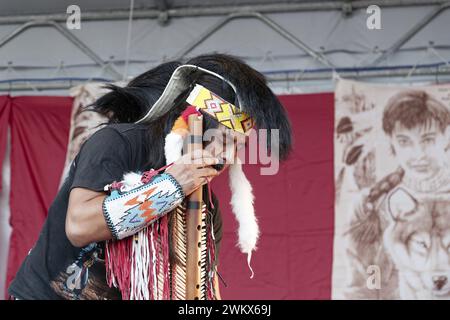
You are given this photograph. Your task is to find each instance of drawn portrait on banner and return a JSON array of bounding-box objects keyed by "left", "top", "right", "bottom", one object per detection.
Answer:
[{"left": 333, "top": 79, "right": 450, "bottom": 300}]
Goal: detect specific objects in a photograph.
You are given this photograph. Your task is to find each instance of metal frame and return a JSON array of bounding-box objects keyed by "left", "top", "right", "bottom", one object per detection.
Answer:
[
  {"left": 2, "top": 64, "right": 449, "bottom": 92},
  {"left": 0, "top": 1, "right": 447, "bottom": 25},
  {"left": 174, "top": 12, "right": 335, "bottom": 68},
  {"left": 0, "top": 1, "right": 449, "bottom": 91},
  {"left": 0, "top": 20, "right": 122, "bottom": 79},
  {"left": 370, "top": 1, "right": 450, "bottom": 66}
]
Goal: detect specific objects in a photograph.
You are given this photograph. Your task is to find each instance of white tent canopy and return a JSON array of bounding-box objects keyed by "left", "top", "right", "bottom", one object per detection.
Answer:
[{"left": 0, "top": 0, "right": 449, "bottom": 94}]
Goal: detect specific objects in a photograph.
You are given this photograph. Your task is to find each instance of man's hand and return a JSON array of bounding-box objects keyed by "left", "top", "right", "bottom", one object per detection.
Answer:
[{"left": 165, "top": 150, "right": 220, "bottom": 196}]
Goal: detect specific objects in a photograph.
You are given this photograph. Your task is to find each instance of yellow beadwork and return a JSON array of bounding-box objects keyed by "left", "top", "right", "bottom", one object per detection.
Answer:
[{"left": 186, "top": 84, "right": 254, "bottom": 134}]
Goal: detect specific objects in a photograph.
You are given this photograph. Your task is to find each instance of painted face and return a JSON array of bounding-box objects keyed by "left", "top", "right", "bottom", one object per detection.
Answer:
[{"left": 390, "top": 121, "right": 450, "bottom": 180}]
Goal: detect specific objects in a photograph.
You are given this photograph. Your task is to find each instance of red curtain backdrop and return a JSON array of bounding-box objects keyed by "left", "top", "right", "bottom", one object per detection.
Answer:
[
  {"left": 212, "top": 93, "right": 335, "bottom": 299},
  {"left": 0, "top": 96, "right": 11, "bottom": 193},
  {"left": 2, "top": 92, "right": 335, "bottom": 300},
  {"left": 6, "top": 96, "right": 72, "bottom": 292}
]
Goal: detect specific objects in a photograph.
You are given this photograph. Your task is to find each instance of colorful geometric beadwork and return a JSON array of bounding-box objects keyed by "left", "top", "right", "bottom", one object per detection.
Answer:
[{"left": 186, "top": 84, "right": 254, "bottom": 134}]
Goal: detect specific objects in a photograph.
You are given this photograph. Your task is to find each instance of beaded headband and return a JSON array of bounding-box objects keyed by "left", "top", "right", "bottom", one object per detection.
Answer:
[{"left": 186, "top": 84, "right": 254, "bottom": 134}]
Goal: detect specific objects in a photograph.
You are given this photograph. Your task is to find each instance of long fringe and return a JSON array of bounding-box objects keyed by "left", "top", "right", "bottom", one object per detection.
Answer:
[
  {"left": 105, "top": 215, "right": 175, "bottom": 300},
  {"left": 159, "top": 215, "right": 171, "bottom": 299},
  {"left": 105, "top": 236, "right": 133, "bottom": 299},
  {"left": 105, "top": 209, "right": 218, "bottom": 300},
  {"left": 206, "top": 213, "right": 217, "bottom": 300}
]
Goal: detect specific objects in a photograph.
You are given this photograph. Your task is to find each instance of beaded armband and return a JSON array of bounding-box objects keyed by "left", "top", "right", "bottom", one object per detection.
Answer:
[{"left": 102, "top": 172, "right": 185, "bottom": 240}]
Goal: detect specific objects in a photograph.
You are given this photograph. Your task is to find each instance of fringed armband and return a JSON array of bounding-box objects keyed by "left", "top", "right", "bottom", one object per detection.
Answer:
[{"left": 103, "top": 172, "right": 184, "bottom": 240}]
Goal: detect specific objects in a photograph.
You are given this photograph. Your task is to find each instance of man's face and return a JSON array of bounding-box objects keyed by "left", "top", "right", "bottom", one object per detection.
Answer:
[
  {"left": 204, "top": 125, "right": 247, "bottom": 171},
  {"left": 390, "top": 121, "right": 450, "bottom": 180}
]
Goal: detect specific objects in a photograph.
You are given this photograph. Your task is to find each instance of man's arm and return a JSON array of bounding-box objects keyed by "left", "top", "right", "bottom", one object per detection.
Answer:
[
  {"left": 66, "top": 150, "right": 220, "bottom": 247},
  {"left": 66, "top": 188, "right": 111, "bottom": 247}
]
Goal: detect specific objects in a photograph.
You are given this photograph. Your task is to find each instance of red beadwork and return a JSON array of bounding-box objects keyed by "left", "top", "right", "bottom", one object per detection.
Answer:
[
  {"left": 110, "top": 181, "right": 123, "bottom": 190},
  {"left": 141, "top": 163, "right": 174, "bottom": 184},
  {"left": 141, "top": 169, "right": 157, "bottom": 184}
]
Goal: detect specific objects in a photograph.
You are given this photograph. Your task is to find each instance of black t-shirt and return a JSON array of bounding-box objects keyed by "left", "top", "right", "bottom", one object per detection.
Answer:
[{"left": 8, "top": 123, "right": 223, "bottom": 300}]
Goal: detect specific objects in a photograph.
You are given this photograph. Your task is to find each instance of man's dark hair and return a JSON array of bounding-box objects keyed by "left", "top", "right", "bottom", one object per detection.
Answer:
[
  {"left": 91, "top": 59, "right": 232, "bottom": 169},
  {"left": 382, "top": 90, "right": 450, "bottom": 136}
]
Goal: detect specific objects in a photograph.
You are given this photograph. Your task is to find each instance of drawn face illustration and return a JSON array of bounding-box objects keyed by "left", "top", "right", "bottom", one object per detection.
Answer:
[{"left": 390, "top": 121, "right": 450, "bottom": 180}]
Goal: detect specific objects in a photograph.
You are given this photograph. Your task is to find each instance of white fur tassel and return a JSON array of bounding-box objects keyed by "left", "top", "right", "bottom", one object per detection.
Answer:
[
  {"left": 123, "top": 172, "right": 143, "bottom": 189},
  {"left": 164, "top": 132, "right": 184, "bottom": 164},
  {"left": 229, "top": 161, "right": 259, "bottom": 278}
]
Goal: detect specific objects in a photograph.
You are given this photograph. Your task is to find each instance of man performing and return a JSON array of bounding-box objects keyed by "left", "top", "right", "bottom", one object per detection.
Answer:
[{"left": 8, "top": 54, "right": 292, "bottom": 300}]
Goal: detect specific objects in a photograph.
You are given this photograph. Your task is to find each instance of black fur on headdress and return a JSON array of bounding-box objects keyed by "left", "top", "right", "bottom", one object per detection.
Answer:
[
  {"left": 91, "top": 53, "right": 292, "bottom": 160},
  {"left": 186, "top": 54, "right": 292, "bottom": 160},
  {"left": 92, "top": 61, "right": 182, "bottom": 123}
]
